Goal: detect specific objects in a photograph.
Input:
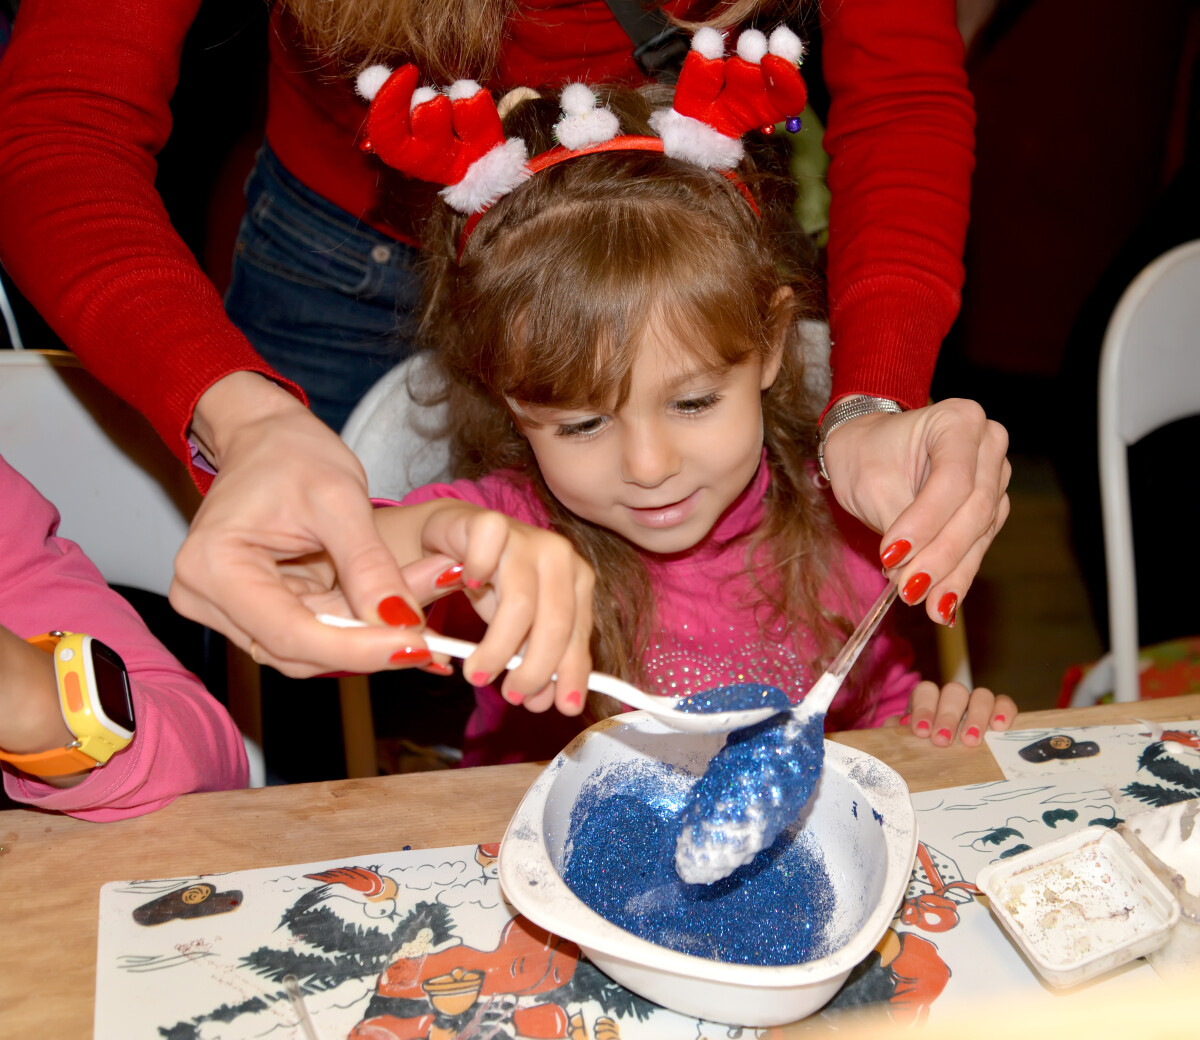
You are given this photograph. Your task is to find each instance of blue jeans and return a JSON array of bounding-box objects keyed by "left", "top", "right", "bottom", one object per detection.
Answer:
[{"left": 224, "top": 144, "right": 421, "bottom": 433}]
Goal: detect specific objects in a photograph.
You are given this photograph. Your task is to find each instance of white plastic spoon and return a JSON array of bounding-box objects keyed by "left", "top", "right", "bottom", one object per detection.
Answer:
[
  {"left": 674, "top": 581, "right": 900, "bottom": 884},
  {"left": 314, "top": 613, "right": 783, "bottom": 734}
]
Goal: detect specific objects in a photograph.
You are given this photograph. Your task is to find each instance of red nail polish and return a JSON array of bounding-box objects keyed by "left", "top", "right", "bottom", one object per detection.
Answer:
[
  {"left": 378, "top": 595, "right": 420, "bottom": 627},
  {"left": 965, "top": 726, "right": 980, "bottom": 740},
  {"left": 938, "top": 592, "right": 958, "bottom": 625},
  {"left": 565, "top": 690, "right": 582, "bottom": 708},
  {"left": 389, "top": 646, "right": 432, "bottom": 664},
  {"left": 898, "top": 713, "right": 911, "bottom": 725},
  {"left": 470, "top": 671, "right": 491, "bottom": 686},
  {"left": 507, "top": 690, "right": 525, "bottom": 705},
  {"left": 435, "top": 564, "right": 464, "bottom": 589},
  {"left": 993, "top": 714, "right": 1006, "bottom": 725},
  {"left": 465, "top": 578, "right": 483, "bottom": 591},
  {"left": 421, "top": 661, "right": 455, "bottom": 677},
  {"left": 916, "top": 720, "right": 930, "bottom": 734},
  {"left": 901, "top": 572, "right": 932, "bottom": 604},
  {"left": 880, "top": 539, "right": 912, "bottom": 569},
  {"left": 935, "top": 727, "right": 952, "bottom": 740}
]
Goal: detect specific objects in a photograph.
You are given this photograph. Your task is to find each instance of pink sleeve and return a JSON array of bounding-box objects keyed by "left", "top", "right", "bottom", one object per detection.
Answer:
[
  {"left": 0, "top": 458, "right": 248, "bottom": 820},
  {"left": 399, "top": 471, "right": 552, "bottom": 528}
]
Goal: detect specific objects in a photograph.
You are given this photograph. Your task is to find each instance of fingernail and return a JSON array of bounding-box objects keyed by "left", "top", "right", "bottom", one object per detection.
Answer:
[
  {"left": 965, "top": 726, "right": 980, "bottom": 740},
  {"left": 916, "top": 720, "right": 930, "bottom": 734},
  {"left": 435, "top": 564, "right": 464, "bottom": 589},
  {"left": 935, "top": 727, "right": 952, "bottom": 741},
  {"left": 389, "top": 646, "right": 432, "bottom": 664},
  {"left": 565, "top": 690, "right": 582, "bottom": 708},
  {"left": 937, "top": 592, "right": 958, "bottom": 625},
  {"left": 470, "top": 671, "right": 491, "bottom": 686},
  {"left": 507, "top": 690, "right": 525, "bottom": 705},
  {"left": 421, "top": 661, "right": 455, "bottom": 677},
  {"left": 901, "top": 572, "right": 932, "bottom": 604},
  {"left": 465, "top": 578, "right": 483, "bottom": 591},
  {"left": 899, "top": 713, "right": 911, "bottom": 725},
  {"left": 880, "top": 539, "right": 912, "bottom": 569},
  {"left": 378, "top": 595, "right": 420, "bottom": 627},
  {"left": 993, "top": 713, "right": 1006, "bottom": 725}
]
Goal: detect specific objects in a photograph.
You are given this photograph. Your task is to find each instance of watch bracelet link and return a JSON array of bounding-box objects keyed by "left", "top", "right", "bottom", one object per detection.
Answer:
[{"left": 817, "top": 395, "right": 904, "bottom": 481}]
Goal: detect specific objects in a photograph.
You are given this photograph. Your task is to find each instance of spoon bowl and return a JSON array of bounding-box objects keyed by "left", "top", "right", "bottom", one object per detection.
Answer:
[
  {"left": 675, "top": 582, "right": 899, "bottom": 883},
  {"left": 314, "top": 614, "right": 782, "bottom": 734}
]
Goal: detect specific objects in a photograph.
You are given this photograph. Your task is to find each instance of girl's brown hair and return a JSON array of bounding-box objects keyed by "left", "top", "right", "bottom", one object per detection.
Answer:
[
  {"left": 278, "top": 1, "right": 803, "bottom": 79},
  {"left": 415, "top": 84, "right": 856, "bottom": 698}
]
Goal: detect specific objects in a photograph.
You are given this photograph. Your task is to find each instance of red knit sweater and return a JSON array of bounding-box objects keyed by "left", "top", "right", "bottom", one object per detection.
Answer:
[{"left": 0, "top": 1, "right": 973, "bottom": 489}]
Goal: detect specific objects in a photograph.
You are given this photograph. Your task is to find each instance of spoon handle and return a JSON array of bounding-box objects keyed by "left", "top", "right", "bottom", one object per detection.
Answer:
[
  {"left": 316, "top": 614, "right": 660, "bottom": 711},
  {"left": 796, "top": 582, "right": 899, "bottom": 719}
]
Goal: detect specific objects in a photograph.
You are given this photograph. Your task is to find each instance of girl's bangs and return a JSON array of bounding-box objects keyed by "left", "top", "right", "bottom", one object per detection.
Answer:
[{"left": 478, "top": 196, "right": 773, "bottom": 410}]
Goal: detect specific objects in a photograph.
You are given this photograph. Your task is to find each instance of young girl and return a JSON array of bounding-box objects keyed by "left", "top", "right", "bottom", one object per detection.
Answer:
[{"left": 352, "top": 30, "right": 1016, "bottom": 761}]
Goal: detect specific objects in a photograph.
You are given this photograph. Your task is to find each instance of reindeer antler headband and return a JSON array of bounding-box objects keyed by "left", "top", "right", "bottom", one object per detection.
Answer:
[{"left": 356, "top": 26, "right": 807, "bottom": 248}]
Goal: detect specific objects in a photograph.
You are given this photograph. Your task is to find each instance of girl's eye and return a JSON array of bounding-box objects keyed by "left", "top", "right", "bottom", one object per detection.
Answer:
[
  {"left": 673, "top": 392, "right": 722, "bottom": 415},
  {"left": 555, "top": 415, "right": 607, "bottom": 438}
]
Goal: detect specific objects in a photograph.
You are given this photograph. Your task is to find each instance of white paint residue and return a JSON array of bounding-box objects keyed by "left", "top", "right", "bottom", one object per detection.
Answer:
[
  {"left": 997, "top": 844, "right": 1157, "bottom": 967},
  {"left": 1127, "top": 802, "right": 1200, "bottom": 901}
]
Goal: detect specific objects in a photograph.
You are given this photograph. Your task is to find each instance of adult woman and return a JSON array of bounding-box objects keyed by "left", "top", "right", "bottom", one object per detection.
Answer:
[{"left": 0, "top": 0, "right": 1007, "bottom": 676}]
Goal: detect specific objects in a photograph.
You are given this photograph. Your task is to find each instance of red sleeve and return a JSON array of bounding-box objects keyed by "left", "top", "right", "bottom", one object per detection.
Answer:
[
  {"left": 0, "top": 0, "right": 304, "bottom": 490},
  {"left": 819, "top": 0, "right": 975, "bottom": 414}
]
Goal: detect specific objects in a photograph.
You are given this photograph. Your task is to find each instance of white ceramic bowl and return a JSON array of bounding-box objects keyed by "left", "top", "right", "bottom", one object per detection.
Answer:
[{"left": 498, "top": 711, "right": 917, "bottom": 1026}]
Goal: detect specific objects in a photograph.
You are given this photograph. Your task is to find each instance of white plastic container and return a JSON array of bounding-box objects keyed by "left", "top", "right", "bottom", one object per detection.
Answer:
[
  {"left": 498, "top": 711, "right": 917, "bottom": 1026},
  {"left": 976, "top": 826, "right": 1180, "bottom": 988}
]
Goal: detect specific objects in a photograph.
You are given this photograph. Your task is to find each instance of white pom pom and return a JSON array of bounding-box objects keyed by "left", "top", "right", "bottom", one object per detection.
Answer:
[
  {"left": 735, "top": 29, "right": 768, "bottom": 64},
  {"left": 447, "top": 79, "right": 483, "bottom": 101},
  {"left": 692, "top": 26, "right": 725, "bottom": 61},
  {"left": 561, "top": 82, "right": 597, "bottom": 117},
  {"left": 355, "top": 65, "right": 392, "bottom": 102},
  {"left": 768, "top": 26, "right": 805, "bottom": 65},
  {"left": 554, "top": 83, "right": 620, "bottom": 148},
  {"left": 649, "top": 108, "right": 743, "bottom": 170},
  {"left": 441, "top": 138, "right": 530, "bottom": 213},
  {"left": 411, "top": 86, "right": 439, "bottom": 111}
]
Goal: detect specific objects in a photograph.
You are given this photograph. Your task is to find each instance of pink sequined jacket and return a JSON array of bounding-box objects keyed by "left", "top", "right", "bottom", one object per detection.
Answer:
[{"left": 396, "top": 458, "right": 918, "bottom": 765}]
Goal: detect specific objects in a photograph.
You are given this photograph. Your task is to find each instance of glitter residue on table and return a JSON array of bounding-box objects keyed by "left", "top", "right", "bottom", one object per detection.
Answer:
[{"left": 562, "top": 759, "right": 835, "bottom": 966}]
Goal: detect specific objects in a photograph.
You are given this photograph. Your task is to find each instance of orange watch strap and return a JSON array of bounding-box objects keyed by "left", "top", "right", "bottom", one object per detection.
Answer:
[
  {"left": 0, "top": 632, "right": 99, "bottom": 777},
  {"left": 0, "top": 744, "right": 98, "bottom": 777}
]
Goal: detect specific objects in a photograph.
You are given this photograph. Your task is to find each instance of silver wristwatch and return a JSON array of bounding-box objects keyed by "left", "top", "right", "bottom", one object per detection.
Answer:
[{"left": 817, "top": 395, "right": 904, "bottom": 481}]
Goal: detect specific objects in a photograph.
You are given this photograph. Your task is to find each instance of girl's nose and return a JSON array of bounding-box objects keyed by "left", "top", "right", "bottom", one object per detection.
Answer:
[{"left": 619, "top": 421, "right": 681, "bottom": 488}]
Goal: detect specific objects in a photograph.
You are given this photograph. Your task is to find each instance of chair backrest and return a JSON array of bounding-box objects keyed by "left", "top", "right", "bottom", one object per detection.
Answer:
[
  {"left": 1098, "top": 239, "right": 1200, "bottom": 701},
  {"left": 0, "top": 350, "right": 200, "bottom": 597},
  {"left": 340, "top": 350, "right": 452, "bottom": 499}
]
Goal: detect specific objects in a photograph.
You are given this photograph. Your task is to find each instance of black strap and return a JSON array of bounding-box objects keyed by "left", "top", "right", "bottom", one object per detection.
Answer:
[{"left": 601, "top": 0, "right": 690, "bottom": 80}]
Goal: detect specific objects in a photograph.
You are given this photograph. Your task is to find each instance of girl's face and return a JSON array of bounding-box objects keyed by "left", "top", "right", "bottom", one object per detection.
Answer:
[{"left": 514, "top": 327, "right": 783, "bottom": 554}]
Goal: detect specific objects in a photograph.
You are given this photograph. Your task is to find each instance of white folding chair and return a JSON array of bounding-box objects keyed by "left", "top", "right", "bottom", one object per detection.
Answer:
[
  {"left": 1070, "top": 239, "right": 1200, "bottom": 706},
  {"left": 0, "top": 349, "right": 265, "bottom": 785}
]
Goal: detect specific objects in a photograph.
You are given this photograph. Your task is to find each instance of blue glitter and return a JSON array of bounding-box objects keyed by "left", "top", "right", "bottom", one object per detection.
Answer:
[
  {"left": 675, "top": 714, "right": 826, "bottom": 884},
  {"left": 673, "top": 683, "right": 791, "bottom": 715},
  {"left": 562, "top": 762, "right": 835, "bottom": 965}
]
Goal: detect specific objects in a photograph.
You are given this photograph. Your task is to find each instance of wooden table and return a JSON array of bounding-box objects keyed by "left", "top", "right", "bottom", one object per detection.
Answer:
[{"left": 3, "top": 694, "right": 1198, "bottom": 1038}]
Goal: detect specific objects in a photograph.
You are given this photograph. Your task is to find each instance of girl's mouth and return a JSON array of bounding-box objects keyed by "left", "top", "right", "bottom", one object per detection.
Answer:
[{"left": 624, "top": 491, "right": 699, "bottom": 529}]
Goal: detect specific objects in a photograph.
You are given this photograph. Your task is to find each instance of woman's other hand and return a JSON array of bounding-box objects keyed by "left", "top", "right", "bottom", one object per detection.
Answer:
[
  {"left": 822, "top": 398, "right": 1011, "bottom": 625},
  {"left": 170, "top": 373, "right": 436, "bottom": 677}
]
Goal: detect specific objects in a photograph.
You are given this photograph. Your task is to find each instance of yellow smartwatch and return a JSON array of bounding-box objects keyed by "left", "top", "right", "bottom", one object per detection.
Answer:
[{"left": 0, "top": 632, "right": 136, "bottom": 777}]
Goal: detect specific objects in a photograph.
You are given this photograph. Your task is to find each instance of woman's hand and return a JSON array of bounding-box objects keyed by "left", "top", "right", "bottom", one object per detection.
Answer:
[
  {"left": 378, "top": 502, "right": 596, "bottom": 716},
  {"left": 170, "top": 373, "right": 441, "bottom": 677},
  {"left": 889, "top": 680, "right": 1016, "bottom": 746},
  {"left": 822, "top": 398, "right": 1011, "bottom": 625}
]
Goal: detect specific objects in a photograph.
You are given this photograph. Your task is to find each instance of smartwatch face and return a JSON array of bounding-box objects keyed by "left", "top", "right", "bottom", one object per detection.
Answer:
[{"left": 91, "top": 639, "right": 136, "bottom": 733}]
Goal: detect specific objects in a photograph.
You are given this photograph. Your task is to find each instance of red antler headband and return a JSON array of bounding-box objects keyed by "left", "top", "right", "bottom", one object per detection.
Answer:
[{"left": 356, "top": 26, "right": 807, "bottom": 233}]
